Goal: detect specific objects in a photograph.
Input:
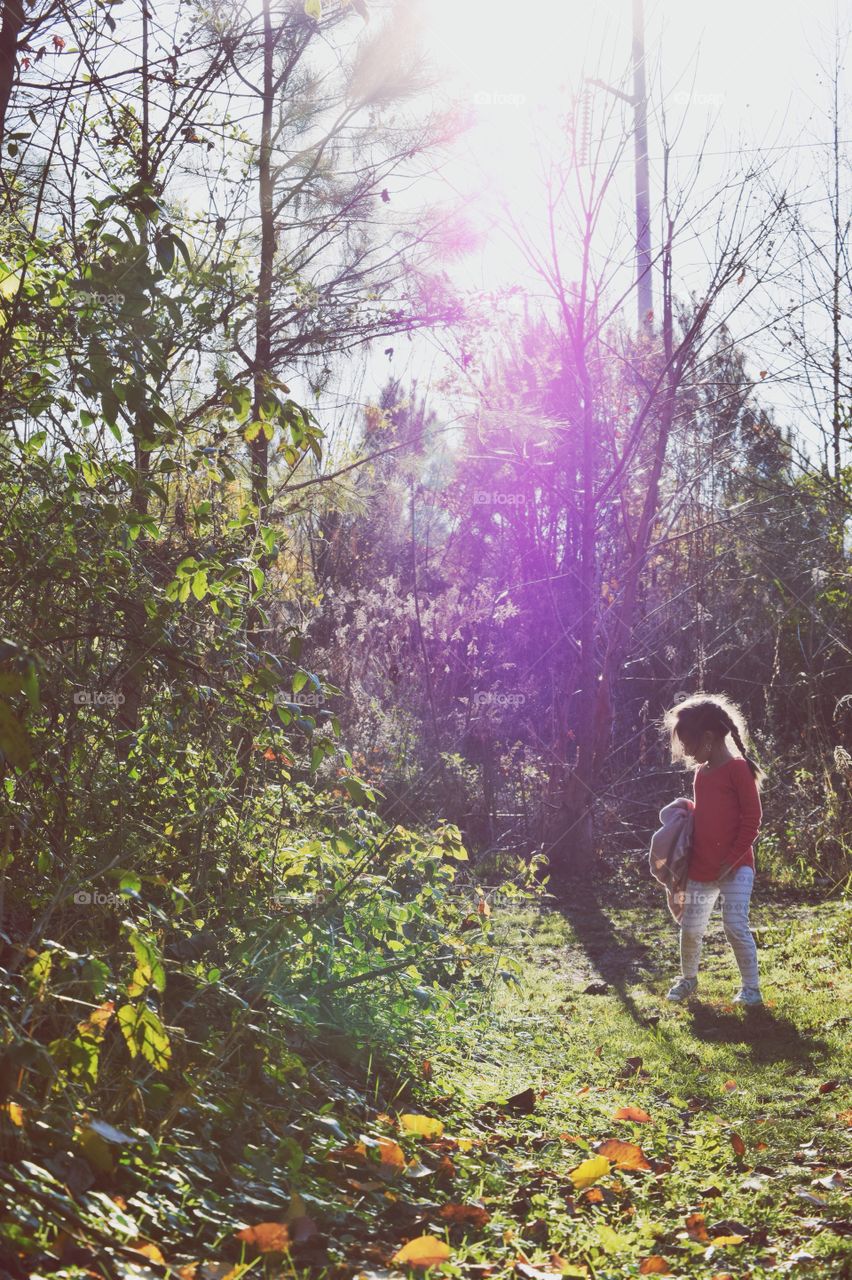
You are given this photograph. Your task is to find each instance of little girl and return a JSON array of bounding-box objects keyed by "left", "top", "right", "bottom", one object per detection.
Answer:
[{"left": 660, "top": 693, "right": 765, "bottom": 1006}]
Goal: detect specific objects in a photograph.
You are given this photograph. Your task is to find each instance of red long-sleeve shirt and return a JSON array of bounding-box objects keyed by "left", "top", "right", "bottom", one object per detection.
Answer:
[{"left": 689, "top": 757, "right": 762, "bottom": 882}]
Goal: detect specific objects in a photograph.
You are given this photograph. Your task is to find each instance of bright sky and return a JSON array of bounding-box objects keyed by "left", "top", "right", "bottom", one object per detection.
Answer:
[{"left": 372, "top": 0, "right": 850, "bottom": 463}]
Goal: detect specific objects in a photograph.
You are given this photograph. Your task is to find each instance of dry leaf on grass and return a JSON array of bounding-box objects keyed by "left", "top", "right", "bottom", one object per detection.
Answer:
[{"left": 392, "top": 1236, "right": 452, "bottom": 1268}]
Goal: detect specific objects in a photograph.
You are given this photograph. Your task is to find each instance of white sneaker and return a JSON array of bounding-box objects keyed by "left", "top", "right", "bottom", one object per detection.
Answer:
[
  {"left": 733, "top": 986, "right": 763, "bottom": 1006},
  {"left": 666, "top": 976, "right": 698, "bottom": 1002}
]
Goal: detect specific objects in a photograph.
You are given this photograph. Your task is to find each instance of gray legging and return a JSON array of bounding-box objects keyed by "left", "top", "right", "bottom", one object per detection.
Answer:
[{"left": 680, "top": 864, "right": 759, "bottom": 988}]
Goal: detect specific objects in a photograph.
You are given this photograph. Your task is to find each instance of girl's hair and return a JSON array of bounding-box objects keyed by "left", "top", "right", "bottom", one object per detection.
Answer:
[{"left": 661, "top": 692, "right": 764, "bottom": 786}]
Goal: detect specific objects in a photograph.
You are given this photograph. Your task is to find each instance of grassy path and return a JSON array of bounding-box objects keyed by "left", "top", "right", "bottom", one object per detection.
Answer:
[{"left": 401, "top": 891, "right": 852, "bottom": 1280}]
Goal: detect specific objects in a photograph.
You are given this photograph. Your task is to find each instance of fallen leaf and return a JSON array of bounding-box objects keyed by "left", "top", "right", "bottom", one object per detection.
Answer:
[
  {"left": 504, "top": 1087, "right": 536, "bottom": 1114},
  {"left": 378, "top": 1138, "right": 406, "bottom": 1172},
  {"left": 568, "top": 1155, "right": 610, "bottom": 1189},
  {"left": 131, "top": 1242, "right": 166, "bottom": 1264},
  {"left": 613, "top": 1106, "right": 651, "bottom": 1123},
  {"left": 795, "top": 1188, "right": 830, "bottom": 1207},
  {"left": 686, "top": 1212, "right": 710, "bottom": 1242},
  {"left": 77, "top": 1127, "right": 113, "bottom": 1174},
  {"left": 550, "top": 1252, "right": 588, "bottom": 1277},
  {"left": 391, "top": 1235, "right": 452, "bottom": 1268},
  {"left": 438, "top": 1203, "right": 490, "bottom": 1228},
  {"left": 596, "top": 1139, "right": 651, "bottom": 1171},
  {"left": 730, "top": 1132, "right": 746, "bottom": 1156},
  {"left": 710, "top": 1234, "right": 745, "bottom": 1246},
  {"left": 819, "top": 1079, "right": 840, "bottom": 1094},
  {"left": 722, "top": 1080, "right": 737, "bottom": 1092},
  {"left": 234, "top": 1222, "right": 290, "bottom": 1254},
  {"left": 333, "top": 1141, "right": 367, "bottom": 1162},
  {"left": 639, "top": 1259, "right": 671, "bottom": 1275},
  {"left": 400, "top": 1114, "right": 445, "bottom": 1139}
]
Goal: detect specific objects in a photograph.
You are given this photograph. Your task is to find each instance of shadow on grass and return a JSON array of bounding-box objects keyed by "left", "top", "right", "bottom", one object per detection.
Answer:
[
  {"left": 553, "top": 880, "right": 830, "bottom": 1070},
  {"left": 554, "top": 879, "right": 666, "bottom": 1030},
  {"left": 685, "top": 1001, "right": 830, "bottom": 1065}
]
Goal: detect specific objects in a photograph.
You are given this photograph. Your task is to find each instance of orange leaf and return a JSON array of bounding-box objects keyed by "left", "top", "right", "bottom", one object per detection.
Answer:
[
  {"left": 639, "top": 1259, "right": 671, "bottom": 1275},
  {"left": 234, "top": 1222, "right": 290, "bottom": 1254},
  {"left": 722, "top": 1080, "right": 737, "bottom": 1091},
  {"left": 730, "top": 1132, "right": 746, "bottom": 1156},
  {"left": 837, "top": 1109, "right": 852, "bottom": 1126},
  {"left": 685, "top": 1212, "right": 710, "bottom": 1242},
  {"left": 131, "top": 1242, "right": 166, "bottom": 1264},
  {"left": 819, "top": 1079, "right": 840, "bottom": 1094},
  {"left": 596, "top": 1139, "right": 651, "bottom": 1170},
  {"left": 378, "top": 1137, "right": 406, "bottom": 1171},
  {"left": 613, "top": 1106, "right": 651, "bottom": 1122}
]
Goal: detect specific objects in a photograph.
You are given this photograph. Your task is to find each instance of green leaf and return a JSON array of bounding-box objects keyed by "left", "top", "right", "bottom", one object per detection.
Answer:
[
  {"left": 155, "top": 234, "right": 175, "bottom": 272},
  {"left": 117, "top": 1003, "right": 171, "bottom": 1069},
  {"left": 127, "top": 931, "right": 165, "bottom": 995},
  {"left": 191, "top": 569, "right": 208, "bottom": 600},
  {"left": 341, "top": 775, "right": 375, "bottom": 807}
]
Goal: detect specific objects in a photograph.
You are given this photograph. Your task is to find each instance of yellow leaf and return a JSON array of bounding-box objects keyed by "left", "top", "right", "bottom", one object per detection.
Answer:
[
  {"left": 304, "top": 0, "right": 321, "bottom": 17},
  {"left": 710, "top": 1235, "right": 745, "bottom": 1246},
  {"left": 392, "top": 1235, "right": 452, "bottom": 1268},
  {"left": 568, "top": 1155, "right": 610, "bottom": 1189},
  {"left": 400, "top": 1114, "right": 445, "bottom": 1139},
  {"left": 6, "top": 1101, "right": 25, "bottom": 1126}
]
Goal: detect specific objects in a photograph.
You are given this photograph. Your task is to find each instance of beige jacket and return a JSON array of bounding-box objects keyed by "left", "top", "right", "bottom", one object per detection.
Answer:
[{"left": 648, "top": 797, "right": 694, "bottom": 923}]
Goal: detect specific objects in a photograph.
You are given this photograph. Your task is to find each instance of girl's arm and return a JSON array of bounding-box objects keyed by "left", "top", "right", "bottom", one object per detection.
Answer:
[{"left": 726, "top": 759, "right": 763, "bottom": 870}]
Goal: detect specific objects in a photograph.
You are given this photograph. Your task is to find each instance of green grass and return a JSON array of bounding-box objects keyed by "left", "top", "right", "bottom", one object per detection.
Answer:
[{"left": 400, "top": 890, "right": 852, "bottom": 1279}]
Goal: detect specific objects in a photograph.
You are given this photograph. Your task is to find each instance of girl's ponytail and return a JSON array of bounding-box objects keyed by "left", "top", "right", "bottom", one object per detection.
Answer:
[{"left": 721, "top": 713, "right": 764, "bottom": 786}]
